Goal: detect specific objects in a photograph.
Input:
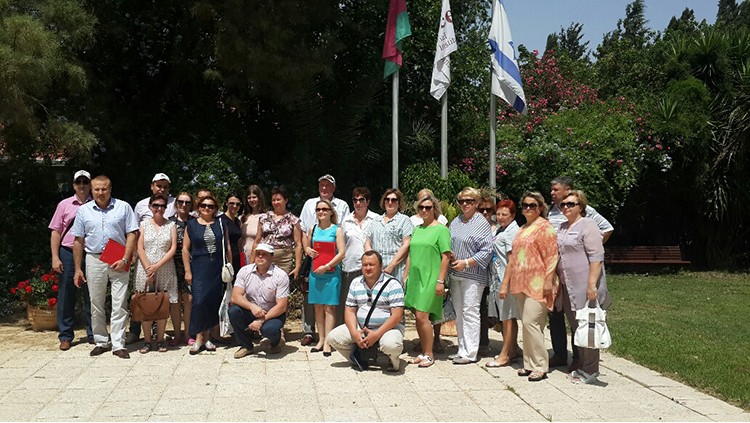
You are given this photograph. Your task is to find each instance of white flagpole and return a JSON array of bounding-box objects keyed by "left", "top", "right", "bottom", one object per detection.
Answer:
[
  {"left": 393, "top": 69, "right": 400, "bottom": 188},
  {"left": 441, "top": 93, "right": 448, "bottom": 179},
  {"left": 489, "top": 94, "right": 497, "bottom": 189}
]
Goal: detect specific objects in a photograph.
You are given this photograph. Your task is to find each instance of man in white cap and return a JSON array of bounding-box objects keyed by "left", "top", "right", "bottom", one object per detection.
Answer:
[
  {"left": 229, "top": 243, "right": 289, "bottom": 358},
  {"left": 298, "top": 174, "right": 350, "bottom": 345},
  {"left": 133, "top": 173, "right": 176, "bottom": 222},
  {"left": 49, "top": 170, "right": 94, "bottom": 350}
]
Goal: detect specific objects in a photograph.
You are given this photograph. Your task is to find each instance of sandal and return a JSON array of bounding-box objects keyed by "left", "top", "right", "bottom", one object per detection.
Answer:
[
  {"left": 418, "top": 355, "right": 435, "bottom": 368},
  {"left": 485, "top": 357, "right": 510, "bottom": 368},
  {"left": 204, "top": 340, "right": 217, "bottom": 352},
  {"left": 528, "top": 371, "right": 547, "bottom": 382},
  {"left": 157, "top": 341, "right": 167, "bottom": 353},
  {"left": 409, "top": 354, "right": 425, "bottom": 364},
  {"left": 517, "top": 368, "right": 532, "bottom": 376},
  {"left": 139, "top": 342, "right": 153, "bottom": 354}
]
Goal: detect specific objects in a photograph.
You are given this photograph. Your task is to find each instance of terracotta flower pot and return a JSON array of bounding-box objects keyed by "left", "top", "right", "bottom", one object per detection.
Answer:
[{"left": 27, "top": 305, "right": 57, "bottom": 332}]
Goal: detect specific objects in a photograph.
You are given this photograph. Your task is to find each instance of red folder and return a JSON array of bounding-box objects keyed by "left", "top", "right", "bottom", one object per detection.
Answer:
[
  {"left": 100, "top": 239, "right": 130, "bottom": 271},
  {"left": 313, "top": 241, "right": 336, "bottom": 273}
]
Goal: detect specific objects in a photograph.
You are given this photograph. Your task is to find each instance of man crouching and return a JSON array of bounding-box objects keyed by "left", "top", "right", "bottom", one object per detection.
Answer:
[
  {"left": 229, "top": 243, "right": 288, "bottom": 358},
  {"left": 328, "top": 250, "right": 404, "bottom": 371}
]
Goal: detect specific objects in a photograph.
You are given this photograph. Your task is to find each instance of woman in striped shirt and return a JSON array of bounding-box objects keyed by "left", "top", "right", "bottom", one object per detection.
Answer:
[
  {"left": 364, "top": 189, "right": 413, "bottom": 283},
  {"left": 447, "top": 187, "right": 493, "bottom": 364}
]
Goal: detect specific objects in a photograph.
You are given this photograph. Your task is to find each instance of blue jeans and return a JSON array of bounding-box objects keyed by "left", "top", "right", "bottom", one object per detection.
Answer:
[
  {"left": 228, "top": 304, "right": 285, "bottom": 349},
  {"left": 57, "top": 247, "right": 93, "bottom": 342}
]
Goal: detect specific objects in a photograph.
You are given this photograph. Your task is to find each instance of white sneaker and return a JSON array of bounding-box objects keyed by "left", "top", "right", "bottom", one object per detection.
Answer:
[{"left": 448, "top": 353, "right": 460, "bottom": 360}]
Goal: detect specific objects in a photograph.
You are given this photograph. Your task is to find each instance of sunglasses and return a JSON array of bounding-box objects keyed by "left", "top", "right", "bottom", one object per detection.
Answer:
[
  {"left": 353, "top": 197, "right": 367, "bottom": 203},
  {"left": 560, "top": 201, "right": 579, "bottom": 209},
  {"left": 366, "top": 291, "right": 373, "bottom": 306},
  {"left": 199, "top": 203, "right": 217, "bottom": 209},
  {"left": 458, "top": 199, "right": 476, "bottom": 205},
  {"left": 315, "top": 208, "right": 331, "bottom": 212},
  {"left": 227, "top": 201, "right": 242, "bottom": 207},
  {"left": 521, "top": 203, "right": 539, "bottom": 209},
  {"left": 74, "top": 179, "right": 90, "bottom": 185},
  {"left": 418, "top": 205, "right": 433, "bottom": 211},
  {"left": 176, "top": 199, "right": 191, "bottom": 206},
  {"left": 150, "top": 203, "right": 167, "bottom": 210},
  {"left": 384, "top": 197, "right": 399, "bottom": 203},
  {"left": 478, "top": 207, "right": 494, "bottom": 213}
]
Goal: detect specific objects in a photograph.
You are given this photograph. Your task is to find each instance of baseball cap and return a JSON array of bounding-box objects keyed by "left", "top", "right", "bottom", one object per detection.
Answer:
[
  {"left": 318, "top": 174, "right": 336, "bottom": 185},
  {"left": 255, "top": 244, "right": 275, "bottom": 255},
  {"left": 152, "top": 173, "right": 171, "bottom": 183},
  {"left": 73, "top": 170, "right": 91, "bottom": 181}
]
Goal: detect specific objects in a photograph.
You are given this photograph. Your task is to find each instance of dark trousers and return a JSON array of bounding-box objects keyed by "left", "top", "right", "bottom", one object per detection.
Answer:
[
  {"left": 228, "top": 304, "right": 286, "bottom": 349},
  {"left": 336, "top": 270, "right": 361, "bottom": 326},
  {"left": 57, "top": 247, "right": 93, "bottom": 342},
  {"left": 549, "top": 307, "right": 579, "bottom": 360},
  {"left": 480, "top": 286, "right": 490, "bottom": 347}
]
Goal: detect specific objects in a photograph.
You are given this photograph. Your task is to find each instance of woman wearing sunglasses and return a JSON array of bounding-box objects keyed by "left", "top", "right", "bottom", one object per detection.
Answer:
[
  {"left": 221, "top": 193, "right": 244, "bottom": 278},
  {"left": 403, "top": 193, "right": 451, "bottom": 368},
  {"left": 168, "top": 192, "right": 194, "bottom": 346},
  {"left": 500, "top": 192, "right": 558, "bottom": 381},
  {"left": 182, "top": 195, "right": 231, "bottom": 354},
  {"left": 447, "top": 187, "right": 493, "bottom": 365},
  {"left": 134, "top": 194, "right": 178, "bottom": 353},
  {"left": 364, "top": 188, "right": 413, "bottom": 283},
  {"left": 556, "top": 190, "right": 611, "bottom": 384}
]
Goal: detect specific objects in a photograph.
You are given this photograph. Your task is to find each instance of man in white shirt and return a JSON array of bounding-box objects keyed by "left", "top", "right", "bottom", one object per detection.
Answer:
[
  {"left": 133, "top": 173, "right": 176, "bottom": 222},
  {"left": 297, "top": 174, "right": 350, "bottom": 346},
  {"left": 338, "top": 187, "right": 378, "bottom": 325}
]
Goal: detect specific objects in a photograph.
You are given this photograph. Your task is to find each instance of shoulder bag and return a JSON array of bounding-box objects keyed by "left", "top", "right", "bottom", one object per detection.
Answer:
[
  {"left": 218, "top": 217, "right": 235, "bottom": 283},
  {"left": 573, "top": 299, "right": 612, "bottom": 349}
]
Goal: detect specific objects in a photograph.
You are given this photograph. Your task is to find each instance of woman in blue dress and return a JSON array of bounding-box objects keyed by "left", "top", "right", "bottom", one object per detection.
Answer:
[
  {"left": 303, "top": 199, "right": 346, "bottom": 356},
  {"left": 182, "top": 195, "right": 230, "bottom": 354}
]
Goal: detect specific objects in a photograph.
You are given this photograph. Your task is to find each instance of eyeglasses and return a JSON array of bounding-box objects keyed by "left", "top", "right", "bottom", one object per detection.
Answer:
[
  {"left": 384, "top": 197, "right": 399, "bottom": 203},
  {"left": 315, "top": 208, "right": 331, "bottom": 212},
  {"left": 150, "top": 203, "right": 167, "bottom": 210},
  {"left": 176, "top": 199, "right": 191, "bottom": 206},
  {"left": 353, "top": 197, "right": 367, "bottom": 203},
  {"left": 418, "top": 205, "right": 433, "bottom": 211},
  {"left": 458, "top": 199, "right": 476, "bottom": 205},
  {"left": 199, "top": 203, "right": 217, "bottom": 209},
  {"left": 227, "top": 201, "right": 242, "bottom": 207},
  {"left": 521, "top": 203, "right": 539, "bottom": 209},
  {"left": 74, "top": 179, "right": 90, "bottom": 185},
  {"left": 478, "top": 207, "right": 493, "bottom": 214},
  {"left": 560, "top": 201, "right": 579, "bottom": 209}
]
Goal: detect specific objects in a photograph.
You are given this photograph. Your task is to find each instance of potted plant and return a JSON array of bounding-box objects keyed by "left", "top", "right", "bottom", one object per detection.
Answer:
[{"left": 10, "top": 266, "right": 59, "bottom": 331}]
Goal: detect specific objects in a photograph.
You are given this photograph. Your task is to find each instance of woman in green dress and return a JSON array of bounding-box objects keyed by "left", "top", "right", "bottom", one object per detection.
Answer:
[{"left": 403, "top": 193, "right": 451, "bottom": 368}]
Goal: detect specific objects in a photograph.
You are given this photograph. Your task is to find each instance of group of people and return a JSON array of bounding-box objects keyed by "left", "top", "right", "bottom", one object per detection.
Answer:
[{"left": 49, "top": 170, "right": 612, "bottom": 384}]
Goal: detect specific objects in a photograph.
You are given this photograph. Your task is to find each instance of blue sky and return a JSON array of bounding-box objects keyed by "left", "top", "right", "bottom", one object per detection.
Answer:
[{"left": 502, "top": 1, "right": 718, "bottom": 56}]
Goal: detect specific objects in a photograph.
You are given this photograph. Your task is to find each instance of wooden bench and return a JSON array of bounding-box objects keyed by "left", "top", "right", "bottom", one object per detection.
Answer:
[{"left": 605, "top": 246, "right": 691, "bottom": 265}]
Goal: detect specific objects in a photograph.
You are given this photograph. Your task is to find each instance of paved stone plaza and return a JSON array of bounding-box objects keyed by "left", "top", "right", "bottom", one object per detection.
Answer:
[{"left": 0, "top": 320, "right": 747, "bottom": 422}]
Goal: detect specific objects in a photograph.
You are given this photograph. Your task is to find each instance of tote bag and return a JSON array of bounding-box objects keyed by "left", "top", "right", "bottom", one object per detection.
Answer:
[{"left": 574, "top": 300, "right": 611, "bottom": 349}]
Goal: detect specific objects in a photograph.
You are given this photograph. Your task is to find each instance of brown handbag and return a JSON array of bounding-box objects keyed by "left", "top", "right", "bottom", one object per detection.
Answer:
[{"left": 130, "top": 284, "right": 169, "bottom": 321}]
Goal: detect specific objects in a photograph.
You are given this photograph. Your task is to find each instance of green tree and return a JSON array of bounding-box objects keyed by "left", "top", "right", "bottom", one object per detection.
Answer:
[{"left": 545, "top": 22, "right": 590, "bottom": 61}]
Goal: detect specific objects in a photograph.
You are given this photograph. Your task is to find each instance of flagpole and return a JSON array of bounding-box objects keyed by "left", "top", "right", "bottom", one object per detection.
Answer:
[
  {"left": 489, "top": 94, "right": 497, "bottom": 189},
  {"left": 441, "top": 93, "right": 448, "bottom": 179},
  {"left": 392, "top": 69, "right": 400, "bottom": 189}
]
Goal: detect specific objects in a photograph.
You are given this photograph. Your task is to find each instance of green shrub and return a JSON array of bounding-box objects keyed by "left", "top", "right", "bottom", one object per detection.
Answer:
[{"left": 400, "top": 160, "right": 478, "bottom": 214}]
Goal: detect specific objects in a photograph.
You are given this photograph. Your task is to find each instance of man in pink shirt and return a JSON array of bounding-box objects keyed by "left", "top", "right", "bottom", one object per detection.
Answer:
[{"left": 49, "top": 170, "right": 93, "bottom": 351}]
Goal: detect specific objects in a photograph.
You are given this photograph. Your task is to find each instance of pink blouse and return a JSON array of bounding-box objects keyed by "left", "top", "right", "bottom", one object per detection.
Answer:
[{"left": 507, "top": 218, "right": 559, "bottom": 309}]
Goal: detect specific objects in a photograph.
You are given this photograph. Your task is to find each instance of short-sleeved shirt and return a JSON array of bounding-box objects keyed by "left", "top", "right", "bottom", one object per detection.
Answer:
[
  {"left": 258, "top": 211, "right": 300, "bottom": 249},
  {"left": 300, "top": 196, "right": 350, "bottom": 232},
  {"left": 341, "top": 210, "right": 379, "bottom": 272},
  {"left": 364, "top": 212, "right": 414, "bottom": 259},
  {"left": 49, "top": 195, "right": 91, "bottom": 248},
  {"left": 134, "top": 195, "right": 176, "bottom": 222},
  {"left": 448, "top": 213, "right": 493, "bottom": 284},
  {"left": 233, "top": 263, "right": 290, "bottom": 313},
  {"left": 549, "top": 204, "right": 613, "bottom": 234},
  {"left": 71, "top": 198, "right": 139, "bottom": 254},
  {"left": 346, "top": 273, "right": 405, "bottom": 329}
]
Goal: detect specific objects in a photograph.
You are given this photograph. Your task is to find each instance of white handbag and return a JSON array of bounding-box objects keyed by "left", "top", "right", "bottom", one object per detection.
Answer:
[
  {"left": 218, "top": 282, "right": 234, "bottom": 337},
  {"left": 218, "top": 217, "right": 235, "bottom": 283},
  {"left": 574, "top": 300, "right": 611, "bottom": 349}
]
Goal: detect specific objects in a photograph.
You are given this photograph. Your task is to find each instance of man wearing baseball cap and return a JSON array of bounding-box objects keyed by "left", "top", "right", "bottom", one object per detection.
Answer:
[
  {"left": 297, "top": 174, "right": 350, "bottom": 346},
  {"left": 229, "top": 243, "right": 289, "bottom": 358},
  {"left": 49, "top": 170, "right": 94, "bottom": 350},
  {"left": 133, "top": 173, "right": 176, "bottom": 223}
]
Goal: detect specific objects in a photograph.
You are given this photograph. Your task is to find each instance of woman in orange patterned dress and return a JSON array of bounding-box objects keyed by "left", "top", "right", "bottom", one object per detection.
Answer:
[{"left": 500, "top": 191, "right": 558, "bottom": 382}]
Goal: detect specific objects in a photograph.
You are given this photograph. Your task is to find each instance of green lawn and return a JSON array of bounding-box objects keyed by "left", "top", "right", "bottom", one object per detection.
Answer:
[{"left": 606, "top": 271, "right": 750, "bottom": 410}]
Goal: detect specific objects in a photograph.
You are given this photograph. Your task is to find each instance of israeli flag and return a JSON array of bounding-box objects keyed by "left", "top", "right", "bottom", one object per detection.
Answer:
[{"left": 488, "top": 0, "right": 526, "bottom": 114}]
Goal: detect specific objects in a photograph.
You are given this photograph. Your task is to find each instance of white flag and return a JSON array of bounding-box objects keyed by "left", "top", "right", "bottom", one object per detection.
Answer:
[
  {"left": 488, "top": 0, "right": 526, "bottom": 114},
  {"left": 430, "top": 0, "right": 457, "bottom": 100}
]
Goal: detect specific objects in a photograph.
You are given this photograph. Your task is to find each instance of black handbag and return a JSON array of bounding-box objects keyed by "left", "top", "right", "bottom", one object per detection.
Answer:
[
  {"left": 350, "top": 278, "right": 394, "bottom": 371},
  {"left": 295, "top": 224, "right": 317, "bottom": 293}
]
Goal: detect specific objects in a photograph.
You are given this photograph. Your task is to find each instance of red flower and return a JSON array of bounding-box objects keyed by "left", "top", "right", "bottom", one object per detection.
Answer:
[
  {"left": 10, "top": 288, "right": 16, "bottom": 294},
  {"left": 48, "top": 298, "right": 57, "bottom": 308},
  {"left": 52, "top": 285, "right": 59, "bottom": 293},
  {"left": 25, "top": 286, "right": 33, "bottom": 293},
  {"left": 42, "top": 274, "right": 51, "bottom": 282}
]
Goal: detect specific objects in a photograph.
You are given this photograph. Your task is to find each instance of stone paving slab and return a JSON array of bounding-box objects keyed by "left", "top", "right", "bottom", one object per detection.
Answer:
[{"left": 0, "top": 320, "right": 747, "bottom": 422}]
